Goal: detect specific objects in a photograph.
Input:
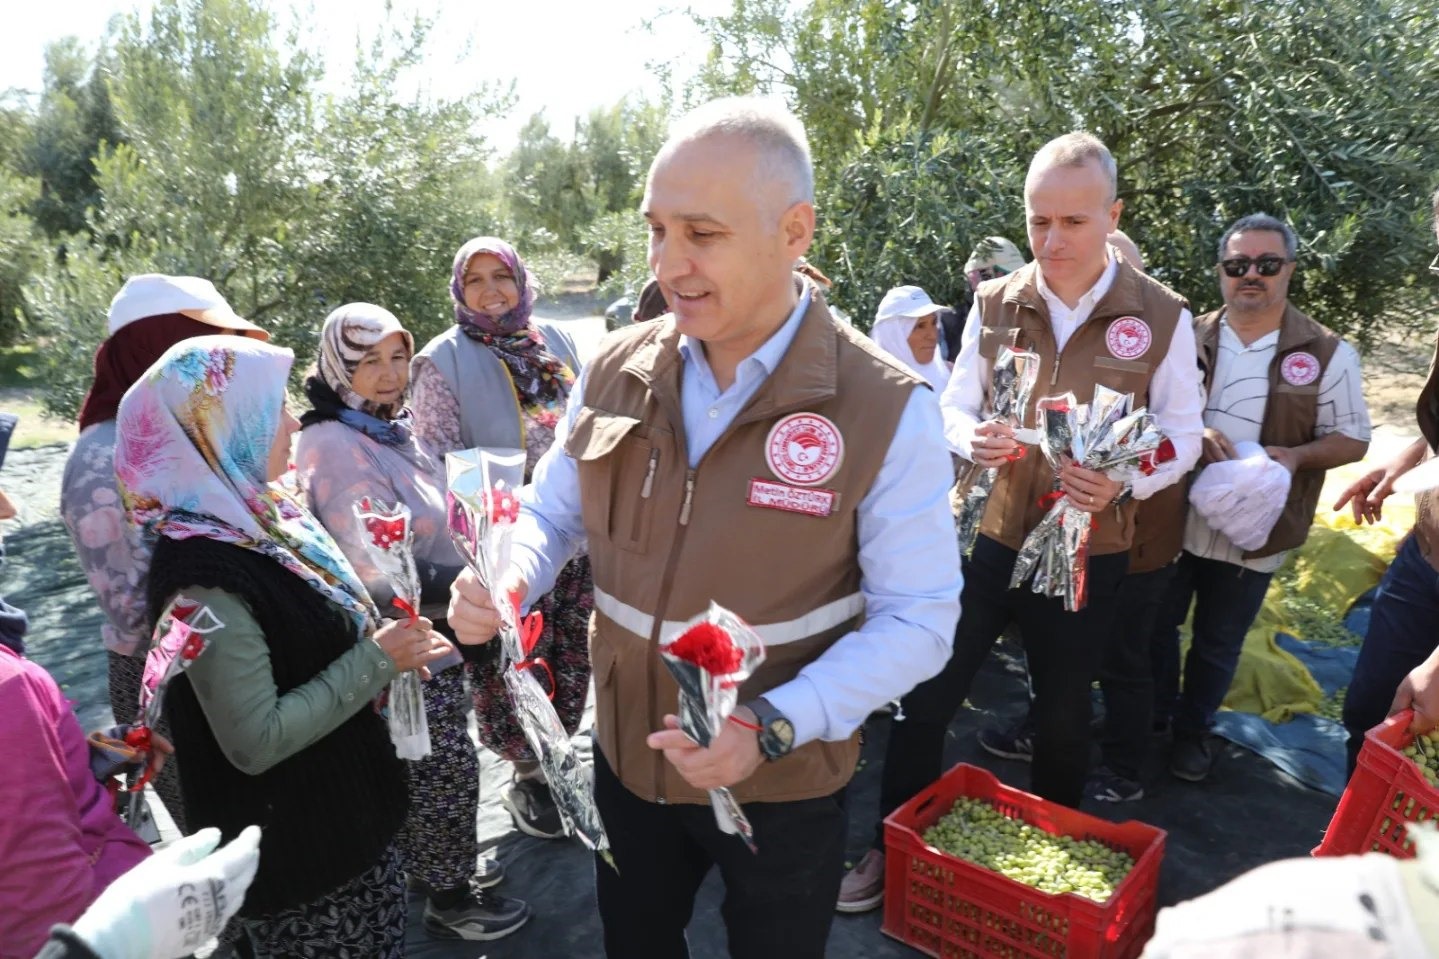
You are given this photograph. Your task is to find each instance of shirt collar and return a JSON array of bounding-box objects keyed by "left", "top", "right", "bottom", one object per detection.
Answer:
[
  {"left": 679, "top": 282, "right": 814, "bottom": 384},
  {"left": 1034, "top": 248, "right": 1117, "bottom": 314},
  {"left": 1219, "top": 315, "right": 1280, "bottom": 352}
]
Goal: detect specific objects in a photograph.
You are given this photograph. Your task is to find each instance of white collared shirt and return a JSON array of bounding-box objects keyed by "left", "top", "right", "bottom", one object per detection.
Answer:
[
  {"left": 1183, "top": 317, "right": 1372, "bottom": 572},
  {"left": 940, "top": 253, "right": 1205, "bottom": 500}
]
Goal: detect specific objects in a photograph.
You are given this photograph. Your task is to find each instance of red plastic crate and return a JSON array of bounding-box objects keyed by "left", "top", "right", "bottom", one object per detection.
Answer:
[
  {"left": 1314, "top": 710, "right": 1439, "bottom": 858},
  {"left": 881, "top": 764, "right": 1166, "bottom": 959}
]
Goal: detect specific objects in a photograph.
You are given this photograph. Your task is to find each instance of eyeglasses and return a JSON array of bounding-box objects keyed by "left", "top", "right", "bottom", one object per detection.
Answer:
[
  {"left": 971, "top": 267, "right": 1008, "bottom": 282},
  {"left": 1219, "top": 255, "right": 1292, "bottom": 278}
]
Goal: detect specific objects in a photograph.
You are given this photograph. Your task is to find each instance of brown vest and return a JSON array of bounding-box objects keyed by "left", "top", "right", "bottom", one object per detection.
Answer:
[
  {"left": 975, "top": 260, "right": 1187, "bottom": 556},
  {"left": 1195, "top": 305, "right": 1341, "bottom": 559},
  {"left": 1414, "top": 328, "right": 1439, "bottom": 571},
  {"left": 1129, "top": 482, "right": 1187, "bottom": 574},
  {"left": 565, "top": 291, "right": 921, "bottom": 805}
]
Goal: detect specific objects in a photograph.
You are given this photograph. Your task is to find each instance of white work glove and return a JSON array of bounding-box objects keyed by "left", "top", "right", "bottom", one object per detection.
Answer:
[{"left": 72, "top": 826, "right": 261, "bottom": 959}]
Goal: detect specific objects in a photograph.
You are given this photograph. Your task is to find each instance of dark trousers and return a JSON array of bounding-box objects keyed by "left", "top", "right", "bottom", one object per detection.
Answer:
[
  {"left": 1097, "top": 561, "right": 1179, "bottom": 780},
  {"left": 879, "top": 534, "right": 1129, "bottom": 823},
  {"left": 593, "top": 750, "right": 847, "bottom": 959},
  {"left": 1343, "top": 533, "right": 1439, "bottom": 774},
  {"left": 1161, "top": 551, "right": 1274, "bottom": 739}
]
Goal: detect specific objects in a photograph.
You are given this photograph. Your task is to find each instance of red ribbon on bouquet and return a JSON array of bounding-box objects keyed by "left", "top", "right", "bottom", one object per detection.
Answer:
[{"left": 508, "top": 589, "right": 554, "bottom": 700}]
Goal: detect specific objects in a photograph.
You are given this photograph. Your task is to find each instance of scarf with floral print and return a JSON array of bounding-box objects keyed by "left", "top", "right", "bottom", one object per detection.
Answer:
[{"left": 114, "top": 335, "right": 377, "bottom": 635}]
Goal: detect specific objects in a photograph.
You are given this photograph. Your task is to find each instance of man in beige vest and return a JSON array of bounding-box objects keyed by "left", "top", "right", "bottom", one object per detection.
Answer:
[
  {"left": 839, "top": 133, "right": 1205, "bottom": 910},
  {"left": 1335, "top": 187, "right": 1439, "bottom": 769},
  {"left": 1160, "top": 214, "right": 1370, "bottom": 783},
  {"left": 448, "top": 97, "right": 962, "bottom": 958}
]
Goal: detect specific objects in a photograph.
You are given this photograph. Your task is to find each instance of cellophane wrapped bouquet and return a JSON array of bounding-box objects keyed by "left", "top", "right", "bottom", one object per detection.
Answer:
[
  {"left": 446, "top": 447, "right": 613, "bottom": 867},
  {"left": 955, "top": 346, "right": 1041, "bottom": 555},
  {"left": 1009, "top": 385, "right": 1176, "bottom": 611},
  {"left": 353, "top": 497, "right": 431, "bottom": 760},
  {"left": 658, "top": 604, "right": 767, "bottom": 852}
]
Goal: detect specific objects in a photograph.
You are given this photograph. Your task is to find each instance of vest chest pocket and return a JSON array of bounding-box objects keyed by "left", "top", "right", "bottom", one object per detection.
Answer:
[
  {"left": 1092, "top": 356, "right": 1151, "bottom": 399},
  {"left": 565, "top": 406, "right": 665, "bottom": 554},
  {"left": 979, "top": 325, "right": 1019, "bottom": 360}
]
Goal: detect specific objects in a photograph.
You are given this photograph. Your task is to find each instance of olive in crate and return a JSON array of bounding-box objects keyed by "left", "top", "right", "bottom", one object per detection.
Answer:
[
  {"left": 920, "top": 796, "right": 1135, "bottom": 902},
  {"left": 1401, "top": 730, "right": 1439, "bottom": 789}
]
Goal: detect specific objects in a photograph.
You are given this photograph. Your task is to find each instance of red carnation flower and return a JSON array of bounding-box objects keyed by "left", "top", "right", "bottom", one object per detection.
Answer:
[
  {"left": 1137, "top": 438, "right": 1177, "bottom": 476},
  {"left": 665, "top": 622, "right": 744, "bottom": 676}
]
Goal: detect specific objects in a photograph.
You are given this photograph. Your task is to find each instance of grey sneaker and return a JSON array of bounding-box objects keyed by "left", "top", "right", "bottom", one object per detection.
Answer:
[
  {"left": 977, "top": 719, "right": 1035, "bottom": 762},
  {"left": 423, "top": 889, "right": 531, "bottom": 941},
  {"left": 1170, "top": 734, "right": 1215, "bottom": 782},
  {"left": 836, "top": 849, "right": 885, "bottom": 913},
  {"left": 1086, "top": 766, "right": 1145, "bottom": 803},
  {"left": 473, "top": 851, "right": 505, "bottom": 890},
  {"left": 504, "top": 776, "right": 565, "bottom": 839}
]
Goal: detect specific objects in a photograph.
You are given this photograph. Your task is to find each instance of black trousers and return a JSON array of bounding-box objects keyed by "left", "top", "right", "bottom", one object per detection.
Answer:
[
  {"left": 593, "top": 750, "right": 847, "bottom": 959},
  {"left": 879, "top": 535, "right": 1129, "bottom": 825},
  {"left": 1097, "top": 560, "right": 1179, "bottom": 779}
]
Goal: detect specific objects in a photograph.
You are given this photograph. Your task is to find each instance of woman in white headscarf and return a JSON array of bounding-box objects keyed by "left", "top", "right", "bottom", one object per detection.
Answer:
[{"left": 870, "top": 285, "right": 953, "bottom": 392}]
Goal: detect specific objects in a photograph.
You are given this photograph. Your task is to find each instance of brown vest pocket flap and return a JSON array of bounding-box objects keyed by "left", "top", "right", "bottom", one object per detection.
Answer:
[
  {"left": 1094, "top": 356, "right": 1152, "bottom": 375},
  {"left": 979, "top": 325, "right": 1019, "bottom": 358},
  {"left": 565, "top": 407, "right": 643, "bottom": 461}
]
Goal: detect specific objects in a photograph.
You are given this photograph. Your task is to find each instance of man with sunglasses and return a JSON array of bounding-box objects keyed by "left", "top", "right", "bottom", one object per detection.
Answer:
[
  {"left": 1334, "top": 188, "right": 1439, "bottom": 775},
  {"left": 1162, "top": 213, "right": 1371, "bottom": 783}
]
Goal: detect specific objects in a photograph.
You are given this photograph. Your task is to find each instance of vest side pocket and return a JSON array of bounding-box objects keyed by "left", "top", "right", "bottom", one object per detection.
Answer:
[{"left": 565, "top": 406, "right": 663, "bottom": 554}]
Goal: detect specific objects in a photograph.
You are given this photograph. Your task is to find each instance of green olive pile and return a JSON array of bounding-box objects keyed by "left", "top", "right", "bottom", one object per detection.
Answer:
[
  {"left": 921, "top": 797, "right": 1134, "bottom": 902},
  {"left": 1401, "top": 730, "right": 1439, "bottom": 789}
]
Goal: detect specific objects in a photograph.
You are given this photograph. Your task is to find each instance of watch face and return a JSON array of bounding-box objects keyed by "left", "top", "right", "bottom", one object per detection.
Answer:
[{"left": 765, "top": 716, "right": 796, "bottom": 758}]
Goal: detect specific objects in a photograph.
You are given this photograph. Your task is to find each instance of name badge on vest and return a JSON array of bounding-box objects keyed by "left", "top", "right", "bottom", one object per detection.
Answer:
[
  {"left": 1281, "top": 351, "right": 1320, "bottom": 386},
  {"left": 1105, "top": 316, "right": 1152, "bottom": 360},
  {"left": 749, "top": 412, "right": 844, "bottom": 517}
]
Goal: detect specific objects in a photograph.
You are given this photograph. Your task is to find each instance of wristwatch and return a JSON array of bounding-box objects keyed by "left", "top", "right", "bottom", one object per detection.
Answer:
[
  {"left": 1110, "top": 480, "right": 1135, "bottom": 508},
  {"left": 745, "top": 697, "right": 795, "bottom": 761}
]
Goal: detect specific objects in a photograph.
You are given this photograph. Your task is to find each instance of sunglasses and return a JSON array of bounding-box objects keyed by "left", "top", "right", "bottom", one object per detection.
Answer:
[
  {"left": 972, "top": 266, "right": 1009, "bottom": 282},
  {"left": 1219, "top": 255, "right": 1291, "bottom": 278}
]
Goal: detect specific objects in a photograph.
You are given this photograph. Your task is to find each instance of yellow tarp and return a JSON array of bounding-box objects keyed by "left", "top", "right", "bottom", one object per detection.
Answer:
[{"left": 1183, "top": 433, "right": 1419, "bottom": 722}]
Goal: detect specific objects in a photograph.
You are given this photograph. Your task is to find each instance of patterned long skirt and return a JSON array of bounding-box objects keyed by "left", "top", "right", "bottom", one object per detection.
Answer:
[
  {"left": 395, "top": 665, "right": 478, "bottom": 891},
  {"left": 469, "top": 555, "right": 594, "bottom": 761},
  {"left": 242, "top": 844, "right": 406, "bottom": 958}
]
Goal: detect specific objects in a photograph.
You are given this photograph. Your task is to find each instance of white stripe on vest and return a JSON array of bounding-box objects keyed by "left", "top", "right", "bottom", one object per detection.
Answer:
[{"left": 593, "top": 587, "right": 865, "bottom": 647}]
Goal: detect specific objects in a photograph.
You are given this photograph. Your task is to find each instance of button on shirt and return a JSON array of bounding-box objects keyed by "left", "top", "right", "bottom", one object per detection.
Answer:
[
  {"left": 510, "top": 287, "right": 962, "bottom": 748},
  {"left": 1184, "top": 319, "right": 1372, "bottom": 573},
  {"left": 941, "top": 253, "right": 1205, "bottom": 499}
]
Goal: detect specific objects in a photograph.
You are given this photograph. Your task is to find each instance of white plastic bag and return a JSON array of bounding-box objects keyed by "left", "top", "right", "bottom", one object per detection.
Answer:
[{"left": 1188, "top": 441, "right": 1292, "bottom": 552}]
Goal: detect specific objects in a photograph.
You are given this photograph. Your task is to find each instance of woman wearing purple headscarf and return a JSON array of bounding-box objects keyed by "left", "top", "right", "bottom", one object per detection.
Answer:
[{"left": 411, "top": 237, "right": 593, "bottom": 840}]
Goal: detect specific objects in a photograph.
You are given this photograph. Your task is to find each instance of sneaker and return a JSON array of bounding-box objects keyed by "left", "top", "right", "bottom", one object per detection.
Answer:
[
  {"left": 1086, "top": 766, "right": 1145, "bottom": 803},
  {"left": 423, "top": 889, "right": 531, "bottom": 941},
  {"left": 977, "top": 719, "right": 1034, "bottom": 763},
  {"left": 504, "top": 776, "right": 565, "bottom": 839},
  {"left": 1170, "top": 734, "right": 1215, "bottom": 782},
  {"left": 473, "top": 852, "right": 505, "bottom": 890},
  {"left": 407, "top": 853, "right": 506, "bottom": 896},
  {"left": 836, "top": 849, "right": 885, "bottom": 913}
]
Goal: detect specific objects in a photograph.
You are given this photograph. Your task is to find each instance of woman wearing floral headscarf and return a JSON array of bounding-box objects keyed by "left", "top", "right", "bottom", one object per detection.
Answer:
[
  {"left": 411, "top": 237, "right": 593, "bottom": 839},
  {"left": 294, "top": 303, "right": 529, "bottom": 942},
  {"left": 116, "top": 336, "right": 453, "bottom": 958}
]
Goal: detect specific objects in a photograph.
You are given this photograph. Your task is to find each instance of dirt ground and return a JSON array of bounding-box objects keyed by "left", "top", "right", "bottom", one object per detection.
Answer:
[{"left": 5, "top": 305, "right": 1433, "bottom": 957}]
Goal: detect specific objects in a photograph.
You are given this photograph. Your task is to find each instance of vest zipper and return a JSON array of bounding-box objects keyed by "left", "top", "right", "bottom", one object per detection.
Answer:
[
  {"left": 679, "top": 471, "right": 696, "bottom": 526},
  {"left": 640, "top": 448, "right": 659, "bottom": 499},
  {"left": 1050, "top": 354, "right": 1062, "bottom": 386}
]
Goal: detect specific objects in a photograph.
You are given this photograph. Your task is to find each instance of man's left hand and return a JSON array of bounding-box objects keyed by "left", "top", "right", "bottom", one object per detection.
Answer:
[
  {"left": 1265, "top": 446, "right": 1300, "bottom": 474},
  {"left": 1058, "top": 462, "right": 1123, "bottom": 513},
  {"left": 646, "top": 710, "right": 764, "bottom": 791}
]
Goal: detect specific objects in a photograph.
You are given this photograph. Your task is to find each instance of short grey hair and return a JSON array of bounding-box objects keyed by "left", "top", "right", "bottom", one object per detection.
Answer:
[
  {"left": 1218, "top": 213, "right": 1298, "bottom": 262},
  {"left": 1026, "top": 132, "right": 1118, "bottom": 203},
  {"left": 652, "top": 96, "right": 814, "bottom": 209}
]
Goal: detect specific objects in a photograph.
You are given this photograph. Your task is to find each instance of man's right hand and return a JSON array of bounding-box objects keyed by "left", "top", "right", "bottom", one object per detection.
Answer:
[
  {"left": 1199, "top": 427, "right": 1238, "bottom": 466},
  {"left": 971, "top": 420, "right": 1021, "bottom": 469},
  {"left": 1334, "top": 437, "right": 1429, "bottom": 525},
  {"left": 448, "top": 567, "right": 528, "bottom": 645},
  {"left": 1390, "top": 647, "right": 1439, "bottom": 736}
]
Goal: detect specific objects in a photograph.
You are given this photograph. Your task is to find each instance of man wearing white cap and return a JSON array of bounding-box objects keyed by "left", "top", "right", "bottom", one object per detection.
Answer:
[
  {"left": 61, "top": 274, "right": 267, "bottom": 829},
  {"left": 870, "top": 286, "right": 952, "bottom": 392}
]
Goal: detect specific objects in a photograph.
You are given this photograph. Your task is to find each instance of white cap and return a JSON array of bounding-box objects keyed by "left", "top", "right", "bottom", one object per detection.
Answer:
[
  {"left": 964, "top": 237, "right": 1028, "bottom": 275},
  {"left": 107, "top": 274, "right": 269, "bottom": 340},
  {"left": 875, "top": 286, "right": 946, "bottom": 324}
]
